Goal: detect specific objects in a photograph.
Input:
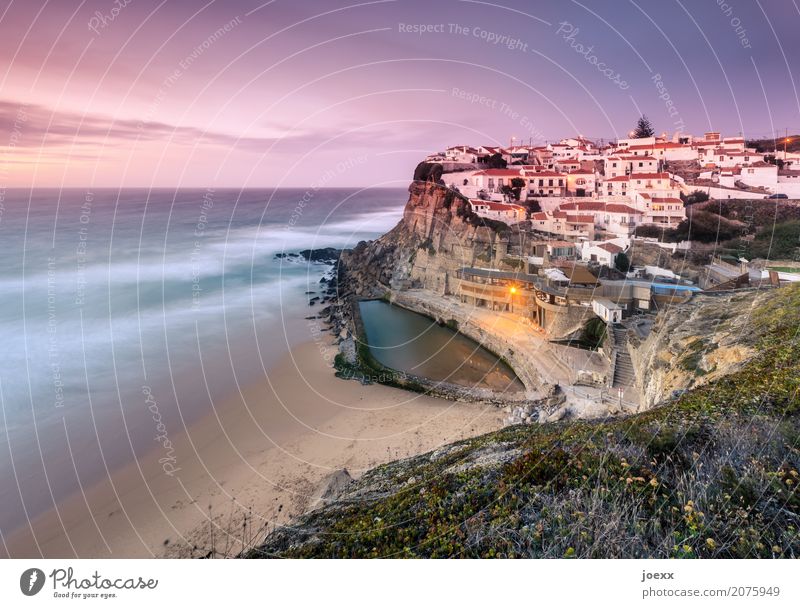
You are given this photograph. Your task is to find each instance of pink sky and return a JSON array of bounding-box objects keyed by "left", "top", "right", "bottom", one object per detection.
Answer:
[{"left": 1, "top": 0, "right": 799, "bottom": 187}]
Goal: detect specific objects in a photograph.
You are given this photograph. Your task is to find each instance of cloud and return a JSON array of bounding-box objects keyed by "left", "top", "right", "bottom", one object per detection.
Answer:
[{"left": 0, "top": 99, "right": 417, "bottom": 155}]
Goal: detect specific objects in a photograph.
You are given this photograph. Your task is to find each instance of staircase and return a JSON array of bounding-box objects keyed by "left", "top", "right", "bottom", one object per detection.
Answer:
[{"left": 611, "top": 325, "right": 635, "bottom": 389}]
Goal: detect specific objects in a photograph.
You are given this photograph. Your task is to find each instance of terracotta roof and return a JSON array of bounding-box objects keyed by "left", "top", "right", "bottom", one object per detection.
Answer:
[
  {"left": 605, "top": 204, "right": 641, "bottom": 214},
  {"left": 566, "top": 214, "right": 594, "bottom": 223},
  {"left": 651, "top": 197, "right": 682, "bottom": 203},
  {"left": 559, "top": 202, "right": 641, "bottom": 215},
  {"left": 628, "top": 142, "right": 688, "bottom": 150},
  {"left": 628, "top": 172, "right": 670, "bottom": 179},
  {"left": 560, "top": 265, "right": 599, "bottom": 285},
  {"left": 596, "top": 242, "right": 623, "bottom": 254},
  {"left": 473, "top": 169, "right": 523, "bottom": 177},
  {"left": 526, "top": 171, "right": 566, "bottom": 177}
]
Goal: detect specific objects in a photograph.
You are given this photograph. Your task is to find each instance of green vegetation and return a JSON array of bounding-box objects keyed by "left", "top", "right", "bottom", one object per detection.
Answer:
[
  {"left": 635, "top": 210, "right": 746, "bottom": 243},
  {"left": 502, "top": 257, "right": 525, "bottom": 270},
  {"left": 579, "top": 316, "right": 607, "bottom": 350},
  {"left": 679, "top": 338, "right": 709, "bottom": 376},
  {"left": 614, "top": 251, "right": 630, "bottom": 273},
  {"left": 485, "top": 153, "right": 507, "bottom": 169},
  {"left": 633, "top": 115, "right": 655, "bottom": 138},
  {"left": 705, "top": 199, "right": 800, "bottom": 227},
  {"left": 510, "top": 177, "right": 526, "bottom": 201},
  {"left": 255, "top": 286, "right": 800, "bottom": 558},
  {"left": 525, "top": 199, "right": 541, "bottom": 214},
  {"left": 731, "top": 220, "right": 800, "bottom": 260},
  {"left": 680, "top": 189, "right": 710, "bottom": 205}
]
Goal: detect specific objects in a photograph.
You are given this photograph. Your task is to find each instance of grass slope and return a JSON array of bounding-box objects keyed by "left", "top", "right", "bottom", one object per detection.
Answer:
[{"left": 252, "top": 285, "right": 800, "bottom": 559}]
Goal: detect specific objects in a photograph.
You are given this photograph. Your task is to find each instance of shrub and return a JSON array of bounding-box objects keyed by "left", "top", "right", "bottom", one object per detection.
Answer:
[{"left": 614, "top": 251, "right": 631, "bottom": 272}]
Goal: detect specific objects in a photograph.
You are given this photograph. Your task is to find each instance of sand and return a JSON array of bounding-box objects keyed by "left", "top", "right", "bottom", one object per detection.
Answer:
[{"left": 3, "top": 335, "right": 504, "bottom": 558}]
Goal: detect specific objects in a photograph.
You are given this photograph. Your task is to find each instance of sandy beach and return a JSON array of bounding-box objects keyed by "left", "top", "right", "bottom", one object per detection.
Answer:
[{"left": 3, "top": 334, "right": 504, "bottom": 558}]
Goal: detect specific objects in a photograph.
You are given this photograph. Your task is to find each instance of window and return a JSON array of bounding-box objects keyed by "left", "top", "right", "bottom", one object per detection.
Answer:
[
  {"left": 548, "top": 179, "right": 554, "bottom": 186},
  {"left": 576, "top": 178, "right": 586, "bottom": 185},
  {"left": 638, "top": 162, "right": 643, "bottom": 167}
]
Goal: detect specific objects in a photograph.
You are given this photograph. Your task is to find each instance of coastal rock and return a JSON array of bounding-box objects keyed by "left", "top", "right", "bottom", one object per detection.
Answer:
[
  {"left": 298, "top": 248, "right": 342, "bottom": 264},
  {"left": 306, "top": 469, "right": 353, "bottom": 512}
]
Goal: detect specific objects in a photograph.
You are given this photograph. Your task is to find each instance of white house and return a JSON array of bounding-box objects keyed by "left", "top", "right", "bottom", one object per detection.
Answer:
[
  {"left": 626, "top": 141, "right": 697, "bottom": 161},
  {"left": 469, "top": 200, "right": 526, "bottom": 224},
  {"left": 530, "top": 211, "right": 596, "bottom": 240},
  {"left": 604, "top": 155, "right": 659, "bottom": 178},
  {"left": 524, "top": 170, "right": 567, "bottom": 197},
  {"left": 699, "top": 147, "right": 759, "bottom": 168},
  {"left": 592, "top": 298, "right": 623, "bottom": 323},
  {"left": 444, "top": 145, "right": 480, "bottom": 163},
  {"left": 559, "top": 201, "right": 644, "bottom": 236},
  {"left": 566, "top": 169, "right": 597, "bottom": 197},
  {"left": 635, "top": 193, "right": 686, "bottom": 227},
  {"left": 471, "top": 168, "right": 524, "bottom": 195},
  {"left": 582, "top": 241, "right": 625, "bottom": 267},
  {"left": 737, "top": 162, "right": 778, "bottom": 190}
]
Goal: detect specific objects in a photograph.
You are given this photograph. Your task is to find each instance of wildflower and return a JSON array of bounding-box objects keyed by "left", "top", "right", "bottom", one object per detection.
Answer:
[
  {"left": 705, "top": 538, "right": 716, "bottom": 550},
  {"left": 649, "top": 478, "right": 659, "bottom": 487}
]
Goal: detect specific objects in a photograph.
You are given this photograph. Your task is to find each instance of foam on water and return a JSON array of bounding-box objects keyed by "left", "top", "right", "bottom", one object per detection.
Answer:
[{"left": 0, "top": 188, "right": 406, "bottom": 532}]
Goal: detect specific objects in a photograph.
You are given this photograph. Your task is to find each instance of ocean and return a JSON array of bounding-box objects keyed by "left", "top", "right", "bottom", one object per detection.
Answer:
[{"left": 0, "top": 187, "right": 406, "bottom": 535}]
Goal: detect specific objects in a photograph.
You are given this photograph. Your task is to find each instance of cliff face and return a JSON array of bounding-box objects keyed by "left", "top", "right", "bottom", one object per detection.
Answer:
[
  {"left": 628, "top": 290, "right": 764, "bottom": 409},
  {"left": 339, "top": 181, "right": 514, "bottom": 297}
]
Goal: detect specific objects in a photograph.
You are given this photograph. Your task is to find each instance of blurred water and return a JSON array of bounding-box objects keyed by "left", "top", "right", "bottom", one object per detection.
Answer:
[
  {"left": 0, "top": 187, "right": 405, "bottom": 534},
  {"left": 359, "top": 300, "right": 524, "bottom": 393}
]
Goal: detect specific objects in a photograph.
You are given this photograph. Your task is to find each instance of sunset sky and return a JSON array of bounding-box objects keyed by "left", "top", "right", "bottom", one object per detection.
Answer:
[{"left": 1, "top": 0, "right": 799, "bottom": 187}]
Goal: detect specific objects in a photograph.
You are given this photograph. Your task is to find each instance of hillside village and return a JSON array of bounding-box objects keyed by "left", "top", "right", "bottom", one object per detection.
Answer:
[
  {"left": 330, "top": 123, "right": 800, "bottom": 418},
  {"left": 430, "top": 128, "right": 800, "bottom": 233},
  {"left": 420, "top": 126, "right": 799, "bottom": 322}
]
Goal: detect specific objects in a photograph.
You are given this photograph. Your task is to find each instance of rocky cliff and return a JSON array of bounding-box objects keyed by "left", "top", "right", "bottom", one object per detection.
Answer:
[
  {"left": 628, "top": 289, "right": 765, "bottom": 409},
  {"left": 337, "top": 179, "right": 515, "bottom": 298}
]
